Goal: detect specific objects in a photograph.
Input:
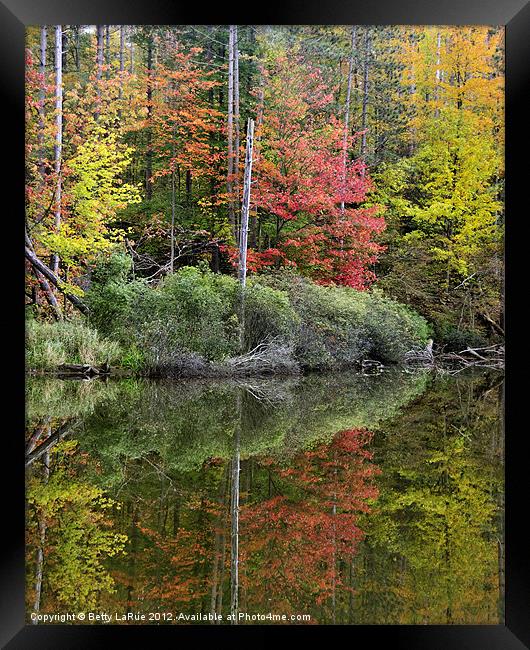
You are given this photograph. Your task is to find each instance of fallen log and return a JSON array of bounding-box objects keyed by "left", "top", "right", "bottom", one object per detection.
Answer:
[
  {"left": 404, "top": 342, "right": 504, "bottom": 370},
  {"left": 57, "top": 362, "right": 110, "bottom": 377},
  {"left": 25, "top": 245, "right": 89, "bottom": 315}
]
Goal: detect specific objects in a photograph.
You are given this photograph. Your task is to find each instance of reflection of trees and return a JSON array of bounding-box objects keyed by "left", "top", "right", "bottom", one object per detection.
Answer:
[
  {"left": 29, "top": 371, "right": 427, "bottom": 485},
  {"left": 110, "top": 426, "right": 378, "bottom": 624},
  {"left": 239, "top": 429, "right": 378, "bottom": 623},
  {"left": 26, "top": 441, "right": 127, "bottom": 619},
  {"left": 349, "top": 372, "right": 504, "bottom": 624},
  {"left": 25, "top": 371, "right": 502, "bottom": 624}
]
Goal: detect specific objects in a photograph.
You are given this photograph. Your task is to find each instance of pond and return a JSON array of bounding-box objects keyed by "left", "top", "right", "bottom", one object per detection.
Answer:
[{"left": 25, "top": 369, "right": 504, "bottom": 625}]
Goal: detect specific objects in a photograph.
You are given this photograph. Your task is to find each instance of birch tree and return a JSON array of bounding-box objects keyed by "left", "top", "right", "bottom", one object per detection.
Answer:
[{"left": 51, "top": 25, "right": 62, "bottom": 275}]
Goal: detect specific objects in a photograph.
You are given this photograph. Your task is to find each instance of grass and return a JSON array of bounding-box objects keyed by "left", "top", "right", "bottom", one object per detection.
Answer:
[{"left": 26, "top": 318, "right": 122, "bottom": 371}]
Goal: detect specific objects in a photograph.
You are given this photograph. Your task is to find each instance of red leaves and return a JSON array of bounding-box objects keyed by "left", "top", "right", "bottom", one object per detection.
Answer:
[
  {"left": 238, "top": 428, "right": 380, "bottom": 615},
  {"left": 228, "top": 52, "right": 387, "bottom": 289}
]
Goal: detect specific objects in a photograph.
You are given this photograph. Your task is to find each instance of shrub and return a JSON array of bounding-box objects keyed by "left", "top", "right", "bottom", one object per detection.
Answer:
[
  {"left": 86, "top": 258, "right": 300, "bottom": 367},
  {"left": 151, "top": 266, "right": 238, "bottom": 361},
  {"left": 435, "top": 323, "right": 487, "bottom": 352},
  {"left": 243, "top": 281, "right": 299, "bottom": 351},
  {"left": 254, "top": 271, "right": 431, "bottom": 368},
  {"left": 85, "top": 252, "right": 151, "bottom": 339},
  {"left": 26, "top": 318, "right": 122, "bottom": 370},
  {"left": 83, "top": 255, "right": 431, "bottom": 374}
]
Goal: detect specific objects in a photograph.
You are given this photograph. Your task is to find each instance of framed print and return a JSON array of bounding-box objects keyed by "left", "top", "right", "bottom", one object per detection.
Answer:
[{"left": 2, "top": 0, "right": 529, "bottom": 647}]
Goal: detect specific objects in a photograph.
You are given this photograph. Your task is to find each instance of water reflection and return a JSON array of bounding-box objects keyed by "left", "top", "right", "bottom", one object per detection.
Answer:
[{"left": 25, "top": 370, "right": 503, "bottom": 624}]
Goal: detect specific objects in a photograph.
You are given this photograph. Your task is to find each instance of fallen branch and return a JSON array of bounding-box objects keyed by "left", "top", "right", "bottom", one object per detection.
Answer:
[
  {"left": 25, "top": 246, "right": 89, "bottom": 315},
  {"left": 405, "top": 342, "right": 504, "bottom": 371},
  {"left": 25, "top": 229, "right": 63, "bottom": 320}
]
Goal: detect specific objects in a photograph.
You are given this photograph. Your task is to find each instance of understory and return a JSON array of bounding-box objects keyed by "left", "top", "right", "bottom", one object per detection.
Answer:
[{"left": 26, "top": 255, "right": 431, "bottom": 377}]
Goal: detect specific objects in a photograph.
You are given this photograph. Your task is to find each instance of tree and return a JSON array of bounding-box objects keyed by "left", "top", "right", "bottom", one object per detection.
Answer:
[{"left": 230, "top": 51, "right": 385, "bottom": 289}]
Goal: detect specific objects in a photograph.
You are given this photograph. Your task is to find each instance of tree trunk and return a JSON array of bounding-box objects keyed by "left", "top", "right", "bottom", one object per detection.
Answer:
[
  {"left": 95, "top": 25, "right": 104, "bottom": 119},
  {"left": 238, "top": 119, "right": 254, "bottom": 290},
  {"left": 434, "top": 31, "right": 442, "bottom": 117},
  {"left": 61, "top": 27, "right": 68, "bottom": 71},
  {"left": 74, "top": 25, "right": 80, "bottom": 71},
  {"left": 105, "top": 25, "right": 110, "bottom": 74},
  {"left": 250, "top": 73, "right": 264, "bottom": 249},
  {"left": 341, "top": 26, "right": 356, "bottom": 213},
  {"left": 360, "top": 27, "right": 370, "bottom": 173},
  {"left": 25, "top": 246, "right": 88, "bottom": 315},
  {"left": 26, "top": 229, "right": 63, "bottom": 319},
  {"left": 238, "top": 119, "right": 254, "bottom": 353},
  {"left": 51, "top": 25, "right": 63, "bottom": 275},
  {"left": 227, "top": 26, "right": 236, "bottom": 241},
  {"left": 129, "top": 27, "right": 134, "bottom": 74},
  {"left": 38, "top": 26, "right": 47, "bottom": 180},
  {"left": 233, "top": 26, "right": 241, "bottom": 242},
  {"left": 170, "top": 139, "right": 176, "bottom": 272},
  {"left": 119, "top": 25, "right": 125, "bottom": 105},
  {"left": 146, "top": 37, "right": 153, "bottom": 201}
]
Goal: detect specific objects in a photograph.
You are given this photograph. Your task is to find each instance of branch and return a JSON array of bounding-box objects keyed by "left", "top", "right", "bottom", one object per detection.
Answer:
[
  {"left": 25, "top": 228, "right": 63, "bottom": 320},
  {"left": 25, "top": 246, "right": 89, "bottom": 315}
]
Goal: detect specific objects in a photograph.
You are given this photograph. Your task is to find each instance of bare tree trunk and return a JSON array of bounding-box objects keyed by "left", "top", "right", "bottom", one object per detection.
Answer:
[
  {"left": 50, "top": 25, "right": 63, "bottom": 275},
  {"left": 25, "top": 246, "right": 88, "bottom": 315},
  {"left": 238, "top": 119, "right": 254, "bottom": 354},
  {"left": 105, "top": 25, "right": 110, "bottom": 74},
  {"left": 119, "top": 25, "right": 125, "bottom": 105},
  {"left": 145, "top": 36, "right": 153, "bottom": 201},
  {"left": 26, "top": 229, "right": 63, "bottom": 319},
  {"left": 360, "top": 27, "right": 370, "bottom": 174},
  {"left": 74, "top": 25, "right": 80, "bottom": 71},
  {"left": 170, "top": 138, "right": 176, "bottom": 272},
  {"left": 341, "top": 26, "right": 356, "bottom": 213},
  {"left": 61, "top": 27, "right": 68, "bottom": 71},
  {"left": 129, "top": 27, "right": 134, "bottom": 74},
  {"left": 227, "top": 26, "right": 236, "bottom": 241},
  {"left": 38, "top": 26, "right": 47, "bottom": 180},
  {"left": 95, "top": 25, "right": 104, "bottom": 120},
  {"left": 238, "top": 119, "right": 254, "bottom": 290},
  {"left": 408, "top": 31, "right": 418, "bottom": 155},
  {"left": 434, "top": 31, "right": 442, "bottom": 117},
  {"left": 233, "top": 26, "right": 241, "bottom": 242},
  {"left": 250, "top": 72, "right": 264, "bottom": 249}
]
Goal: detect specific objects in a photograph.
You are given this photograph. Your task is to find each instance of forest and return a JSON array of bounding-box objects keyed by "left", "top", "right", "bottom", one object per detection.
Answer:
[{"left": 24, "top": 25, "right": 504, "bottom": 375}]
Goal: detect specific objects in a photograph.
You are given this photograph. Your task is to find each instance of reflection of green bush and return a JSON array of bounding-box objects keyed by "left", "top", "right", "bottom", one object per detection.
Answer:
[
  {"left": 26, "top": 377, "right": 121, "bottom": 421},
  {"left": 26, "top": 370, "right": 429, "bottom": 484}
]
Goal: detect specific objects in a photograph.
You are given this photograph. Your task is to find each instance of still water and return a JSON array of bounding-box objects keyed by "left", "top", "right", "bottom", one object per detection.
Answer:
[{"left": 25, "top": 369, "right": 504, "bottom": 625}]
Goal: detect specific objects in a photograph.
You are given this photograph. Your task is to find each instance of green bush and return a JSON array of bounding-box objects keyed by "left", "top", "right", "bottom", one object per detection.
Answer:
[
  {"left": 85, "top": 252, "right": 151, "bottom": 339},
  {"left": 243, "top": 281, "right": 299, "bottom": 350},
  {"left": 26, "top": 318, "right": 122, "bottom": 370},
  {"left": 150, "top": 266, "right": 239, "bottom": 361},
  {"left": 86, "top": 257, "right": 299, "bottom": 368},
  {"left": 83, "top": 254, "right": 431, "bottom": 374},
  {"left": 435, "top": 323, "right": 487, "bottom": 352},
  {"left": 255, "top": 271, "right": 431, "bottom": 368}
]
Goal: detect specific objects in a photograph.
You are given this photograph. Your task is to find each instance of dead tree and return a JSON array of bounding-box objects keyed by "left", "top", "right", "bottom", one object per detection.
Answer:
[
  {"left": 51, "top": 25, "right": 63, "bottom": 274},
  {"left": 25, "top": 245, "right": 89, "bottom": 315}
]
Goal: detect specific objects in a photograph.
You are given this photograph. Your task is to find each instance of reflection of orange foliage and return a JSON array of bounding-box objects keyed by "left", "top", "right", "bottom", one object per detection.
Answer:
[
  {"left": 138, "top": 499, "right": 222, "bottom": 607},
  {"left": 240, "top": 429, "right": 379, "bottom": 615}
]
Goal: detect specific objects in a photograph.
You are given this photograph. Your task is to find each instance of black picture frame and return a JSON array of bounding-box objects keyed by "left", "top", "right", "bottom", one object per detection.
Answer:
[{"left": 4, "top": 0, "right": 528, "bottom": 647}]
